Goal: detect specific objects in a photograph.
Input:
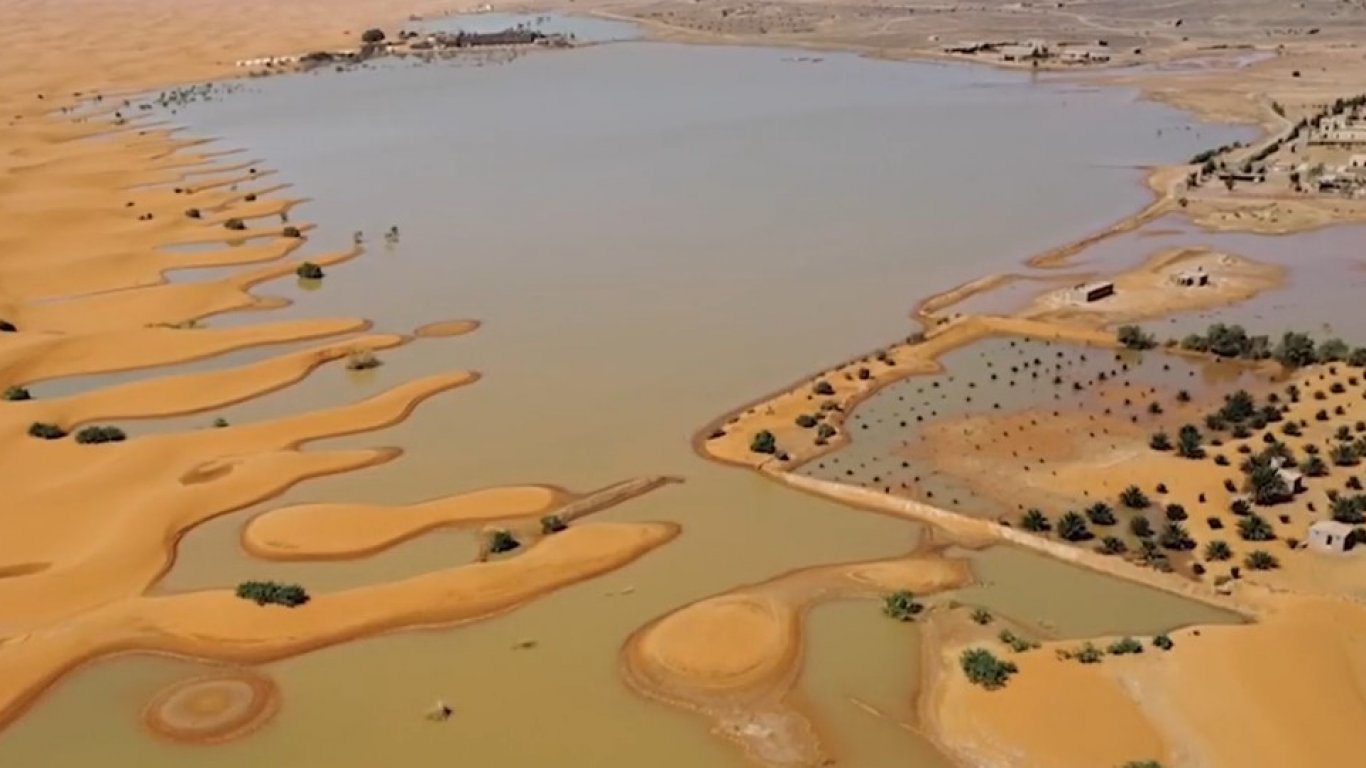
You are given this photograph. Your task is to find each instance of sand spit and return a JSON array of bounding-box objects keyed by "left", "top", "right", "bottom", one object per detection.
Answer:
[
  {"left": 623, "top": 552, "right": 972, "bottom": 766},
  {"left": 0, "top": 521, "right": 678, "bottom": 733},
  {"left": 413, "top": 319, "right": 481, "bottom": 338},
  {"left": 143, "top": 671, "right": 281, "bottom": 745},
  {"left": 244, "top": 475, "right": 680, "bottom": 560}
]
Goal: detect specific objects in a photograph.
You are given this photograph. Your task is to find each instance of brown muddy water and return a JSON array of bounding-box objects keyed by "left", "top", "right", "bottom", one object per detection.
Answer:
[{"left": 6, "top": 17, "right": 1252, "bottom": 767}]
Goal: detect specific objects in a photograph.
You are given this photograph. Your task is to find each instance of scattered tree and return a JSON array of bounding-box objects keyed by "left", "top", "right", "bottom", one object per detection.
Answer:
[
  {"left": 959, "top": 648, "right": 1018, "bottom": 690},
  {"left": 235, "top": 580, "right": 309, "bottom": 607}
]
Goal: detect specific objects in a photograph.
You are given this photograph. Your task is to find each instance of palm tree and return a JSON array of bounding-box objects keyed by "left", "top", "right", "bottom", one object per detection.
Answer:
[
  {"left": 1237, "top": 513, "right": 1276, "bottom": 541},
  {"left": 1020, "top": 508, "right": 1051, "bottom": 532},
  {"left": 1158, "top": 522, "right": 1195, "bottom": 551},
  {"left": 1057, "top": 512, "right": 1092, "bottom": 542},
  {"left": 1164, "top": 503, "right": 1188, "bottom": 521},
  {"left": 1129, "top": 515, "right": 1153, "bottom": 538},
  {"left": 1177, "top": 424, "right": 1205, "bottom": 458},
  {"left": 1086, "top": 502, "right": 1117, "bottom": 526},
  {"left": 1331, "top": 442, "right": 1359, "bottom": 467},
  {"left": 1245, "top": 464, "right": 1290, "bottom": 505},
  {"left": 1303, "top": 455, "right": 1329, "bottom": 477},
  {"left": 1204, "top": 539, "right": 1233, "bottom": 561},
  {"left": 1331, "top": 495, "right": 1366, "bottom": 524},
  {"left": 1099, "top": 536, "right": 1127, "bottom": 555},
  {"left": 1244, "top": 550, "right": 1280, "bottom": 570},
  {"left": 1119, "top": 485, "right": 1150, "bottom": 509}
]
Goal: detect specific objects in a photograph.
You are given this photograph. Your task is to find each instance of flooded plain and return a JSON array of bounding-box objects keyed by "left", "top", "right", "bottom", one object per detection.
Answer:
[{"left": 3, "top": 17, "right": 1260, "bottom": 767}]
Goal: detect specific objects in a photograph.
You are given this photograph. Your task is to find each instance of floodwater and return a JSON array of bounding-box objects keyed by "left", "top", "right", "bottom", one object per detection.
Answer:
[
  {"left": 803, "top": 336, "right": 1262, "bottom": 519},
  {"left": 4, "top": 16, "right": 1257, "bottom": 767}
]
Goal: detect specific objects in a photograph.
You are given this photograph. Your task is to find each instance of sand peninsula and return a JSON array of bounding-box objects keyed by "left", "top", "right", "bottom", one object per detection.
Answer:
[{"left": 5, "top": 0, "right": 1366, "bottom": 766}]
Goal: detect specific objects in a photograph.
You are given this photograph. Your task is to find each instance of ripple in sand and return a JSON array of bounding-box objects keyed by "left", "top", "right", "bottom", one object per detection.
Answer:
[{"left": 142, "top": 671, "right": 279, "bottom": 745}]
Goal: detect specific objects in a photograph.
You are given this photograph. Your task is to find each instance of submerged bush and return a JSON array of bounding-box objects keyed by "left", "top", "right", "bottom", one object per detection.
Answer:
[
  {"left": 296, "top": 261, "right": 325, "bottom": 279},
  {"left": 224, "top": 217, "right": 246, "bottom": 231},
  {"left": 540, "top": 515, "right": 568, "bottom": 535},
  {"left": 282, "top": 225, "right": 302, "bottom": 238},
  {"left": 1107, "top": 636, "right": 1144, "bottom": 655},
  {"left": 883, "top": 590, "right": 923, "bottom": 621},
  {"left": 489, "top": 530, "right": 520, "bottom": 554},
  {"left": 235, "top": 580, "right": 309, "bottom": 607}
]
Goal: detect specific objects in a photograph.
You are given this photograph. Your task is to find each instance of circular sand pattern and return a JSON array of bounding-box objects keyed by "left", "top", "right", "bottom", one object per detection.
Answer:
[
  {"left": 633, "top": 595, "right": 796, "bottom": 696},
  {"left": 143, "top": 671, "right": 280, "bottom": 745}
]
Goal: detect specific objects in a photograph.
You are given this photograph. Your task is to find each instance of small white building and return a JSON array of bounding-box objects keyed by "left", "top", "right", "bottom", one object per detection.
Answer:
[
  {"left": 1308, "top": 520, "right": 1357, "bottom": 553},
  {"left": 1171, "top": 268, "right": 1210, "bottom": 287}
]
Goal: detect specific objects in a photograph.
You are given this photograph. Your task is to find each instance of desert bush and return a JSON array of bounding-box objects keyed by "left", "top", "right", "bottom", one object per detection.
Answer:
[
  {"left": 1204, "top": 539, "right": 1233, "bottom": 561},
  {"left": 1119, "top": 485, "right": 1150, "bottom": 509},
  {"left": 1116, "top": 325, "right": 1156, "bottom": 350},
  {"left": 1086, "top": 502, "right": 1117, "bottom": 526},
  {"left": 1099, "top": 536, "right": 1127, "bottom": 555},
  {"left": 1238, "top": 513, "right": 1276, "bottom": 541},
  {"left": 296, "top": 261, "right": 325, "bottom": 279},
  {"left": 282, "top": 226, "right": 302, "bottom": 238},
  {"left": 959, "top": 648, "right": 1018, "bottom": 689},
  {"left": 1130, "top": 515, "right": 1153, "bottom": 538},
  {"left": 1057, "top": 512, "right": 1092, "bottom": 541},
  {"left": 3, "top": 386, "right": 31, "bottom": 401},
  {"left": 1152, "top": 634, "right": 1174, "bottom": 651},
  {"left": 795, "top": 413, "right": 818, "bottom": 429},
  {"left": 1107, "top": 636, "right": 1143, "bottom": 655},
  {"left": 27, "top": 422, "right": 66, "bottom": 440},
  {"left": 971, "top": 608, "right": 993, "bottom": 625},
  {"left": 74, "top": 425, "right": 126, "bottom": 444},
  {"left": 813, "top": 380, "right": 835, "bottom": 396},
  {"left": 1149, "top": 432, "right": 1172, "bottom": 451},
  {"left": 540, "top": 515, "right": 568, "bottom": 534},
  {"left": 345, "top": 348, "right": 381, "bottom": 370},
  {"left": 1164, "top": 503, "right": 1187, "bottom": 522},
  {"left": 224, "top": 217, "right": 246, "bottom": 231},
  {"left": 750, "top": 430, "right": 776, "bottom": 454},
  {"left": 235, "top": 580, "right": 309, "bottom": 607},
  {"left": 1244, "top": 549, "right": 1280, "bottom": 570}
]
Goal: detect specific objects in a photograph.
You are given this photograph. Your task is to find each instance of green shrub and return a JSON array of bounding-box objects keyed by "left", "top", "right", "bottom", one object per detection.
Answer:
[
  {"left": 1244, "top": 549, "right": 1280, "bottom": 570},
  {"left": 1107, "top": 636, "right": 1144, "bottom": 655},
  {"left": 1152, "top": 634, "right": 1174, "bottom": 651},
  {"left": 1074, "top": 643, "right": 1104, "bottom": 664},
  {"left": 212, "top": 417, "right": 230, "bottom": 428},
  {"left": 235, "top": 580, "right": 309, "bottom": 607},
  {"left": 959, "top": 648, "right": 1018, "bottom": 690},
  {"left": 540, "top": 515, "right": 567, "bottom": 535},
  {"left": 815, "top": 423, "right": 836, "bottom": 442},
  {"left": 184, "top": 207, "right": 201, "bottom": 219},
  {"left": 1130, "top": 515, "right": 1153, "bottom": 538},
  {"left": 750, "top": 430, "right": 777, "bottom": 454},
  {"left": 0, "top": 320, "right": 16, "bottom": 332},
  {"left": 3, "top": 386, "right": 31, "bottom": 401},
  {"left": 1116, "top": 325, "right": 1156, "bottom": 350},
  {"left": 971, "top": 608, "right": 993, "bottom": 625},
  {"left": 296, "top": 261, "right": 325, "bottom": 279},
  {"left": 1149, "top": 432, "right": 1172, "bottom": 451},
  {"left": 282, "top": 226, "right": 302, "bottom": 238},
  {"left": 74, "top": 425, "right": 126, "bottom": 444},
  {"left": 27, "top": 422, "right": 66, "bottom": 440},
  {"left": 224, "top": 217, "right": 246, "bottom": 231},
  {"left": 1164, "top": 503, "right": 1187, "bottom": 522},
  {"left": 883, "top": 591, "right": 923, "bottom": 621},
  {"left": 813, "top": 380, "right": 835, "bottom": 396},
  {"left": 1238, "top": 513, "right": 1276, "bottom": 541},
  {"left": 489, "top": 530, "right": 520, "bottom": 554},
  {"left": 795, "top": 413, "right": 818, "bottom": 429}
]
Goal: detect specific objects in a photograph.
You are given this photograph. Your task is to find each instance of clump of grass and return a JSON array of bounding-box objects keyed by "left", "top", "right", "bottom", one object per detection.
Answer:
[{"left": 883, "top": 591, "right": 923, "bottom": 621}]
